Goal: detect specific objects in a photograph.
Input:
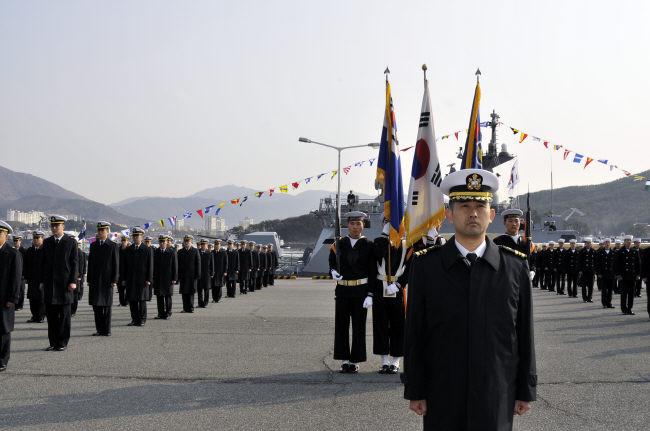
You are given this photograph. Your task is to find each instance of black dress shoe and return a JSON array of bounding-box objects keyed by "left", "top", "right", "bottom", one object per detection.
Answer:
[
  {"left": 26, "top": 318, "right": 35, "bottom": 323},
  {"left": 92, "top": 332, "right": 101, "bottom": 336},
  {"left": 387, "top": 365, "right": 399, "bottom": 374},
  {"left": 45, "top": 346, "right": 54, "bottom": 351},
  {"left": 127, "top": 322, "right": 135, "bottom": 326},
  {"left": 607, "top": 305, "right": 615, "bottom": 308},
  {"left": 628, "top": 311, "right": 635, "bottom": 315},
  {"left": 587, "top": 300, "right": 593, "bottom": 303},
  {"left": 54, "top": 346, "right": 66, "bottom": 352},
  {"left": 103, "top": 333, "right": 112, "bottom": 337},
  {"left": 0, "top": 365, "right": 7, "bottom": 372},
  {"left": 36, "top": 319, "right": 45, "bottom": 323},
  {"left": 378, "top": 365, "right": 389, "bottom": 374},
  {"left": 339, "top": 363, "right": 350, "bottom": 373},
  {"left": 348, "top": 363, "right": 359, "bottom": 374},
  {"left": 154, "top": 316, "right": 162, "bottom": 319}
]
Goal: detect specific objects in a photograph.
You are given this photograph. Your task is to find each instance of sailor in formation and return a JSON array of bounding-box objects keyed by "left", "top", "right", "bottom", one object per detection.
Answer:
[
  {"left": 0, "top": 221, "right": 21, "bottom": 371},
  {"left": 87, "top": 221, "right": 119, "bottom": 335},
  {"left": 41, "top": 215, "right": 78, "bottom": 352},
  {"left": 329, "top": 211, "right": 376, "bottom": 374}
]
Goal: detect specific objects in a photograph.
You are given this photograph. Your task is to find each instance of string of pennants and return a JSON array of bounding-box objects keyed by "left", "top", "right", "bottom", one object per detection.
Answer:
[
  {"left": 504, "top": 123, "right": 647, "bottom": 183},
  {"left": 436, "top": 122, "right": 646, "bottom": 183},
  {"left": 132, "top": 156, "right": 379, "bottom": 234}
]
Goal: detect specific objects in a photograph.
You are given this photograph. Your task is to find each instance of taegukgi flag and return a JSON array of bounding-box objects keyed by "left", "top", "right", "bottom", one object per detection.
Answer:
[{"left": 405, "top": 74, "right": 445, "bottom": 247}]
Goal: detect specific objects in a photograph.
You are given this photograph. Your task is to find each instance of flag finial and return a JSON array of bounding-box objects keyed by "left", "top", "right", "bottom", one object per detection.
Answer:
[
  {"left": 384, "top": 67, "right": 390, "bottom": 82},
  {"left": 475, "top": 68, "right": 481, "bottom": 82},
  {"left": 422, "top": 64, "right": 427, "bottom": 81}
]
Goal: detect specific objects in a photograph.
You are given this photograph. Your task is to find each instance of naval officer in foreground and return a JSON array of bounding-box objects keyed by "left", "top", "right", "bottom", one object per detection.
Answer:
[{"left": 404, "top": 169, "right": 537, "bottom": 431}]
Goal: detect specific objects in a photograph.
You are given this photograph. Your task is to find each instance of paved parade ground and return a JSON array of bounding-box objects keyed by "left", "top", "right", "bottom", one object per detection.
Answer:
[{"left": 1, "top": 279, "right": 649, "bottom": 430}]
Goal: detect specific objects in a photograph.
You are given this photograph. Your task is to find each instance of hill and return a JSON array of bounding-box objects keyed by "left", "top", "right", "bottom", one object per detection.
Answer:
[
  {"left": 230, "top": 213, "right": 323, "bottom": 247},
  {"left": 0, "top": 165, "right": 86, "bottom": 201},
  {"left": 0, "top": 164, "right": 143, "bottom": 227},
  {"left": 519, "top": 169, "right": 650, "bottom": 235}
]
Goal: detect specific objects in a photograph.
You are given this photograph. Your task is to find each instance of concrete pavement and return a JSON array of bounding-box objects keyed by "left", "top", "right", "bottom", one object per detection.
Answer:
[{"left": 0, "top": 280, "right": 648, "bottom": 430}]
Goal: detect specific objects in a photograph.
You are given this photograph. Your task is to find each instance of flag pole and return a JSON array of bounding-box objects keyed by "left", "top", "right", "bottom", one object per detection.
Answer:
[{"left": 385, "top": 67, "right": 392, "bottom": 285}]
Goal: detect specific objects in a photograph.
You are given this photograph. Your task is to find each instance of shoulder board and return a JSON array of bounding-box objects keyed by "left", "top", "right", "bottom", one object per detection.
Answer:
[
  {"left": 498, "top": 245, "right": 527, "bottom": 259},
  {"left": 414, "top": 245, "right": 441, "bottom": 258}
]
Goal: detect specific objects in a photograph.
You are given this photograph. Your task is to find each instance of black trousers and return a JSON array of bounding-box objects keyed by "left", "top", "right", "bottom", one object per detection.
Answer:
[
  {"left": 248, "top": 274, "right": 256, "bottom": 292},
  {"left": 16, "top": 280, "right": 25, "bottom": 309},
  {"left": 197, "top": 287, "right": 209, "bottom": 307},
  {"left": 239, "top": 278, "right": 248, "bottom": 294},
  {"left": 533, "top": 270, "right": 542, "bottom": 288},
  {"left": 269, "top": 272, "right": 275, "bottom": 285},
  {"left": 635, "top": 278, "right": 642, "bottom": 297},
  {"left": 29, "top": 299, "right": 46, "bottom": 322},
  {"left": 226, "top": 280, "right": 236, "bottom": 298},
  {"left": 129, "top": 301, "right": 147, "bottom": 325},
  {"left": 211, "top": 284, "right": 223, "bottom": 302},
  {"left": 45, "top": 304, "right": 71, "bottom": 349},
  {"left": 334, "top": 296, "right": 367, "bottom": 363},
  {"left": 92, "top": 305, "right": 111, "bottom": 335},
  {"left": 581, "top": 272, "right": 595, "bottom": 301},
  {"left": 262, "top": 272, "right": 268, "bottom": 287},
  {"left": 567, "top": 273, "right": 579, "bottom": 297},
  {"left": 156, "top": 295, "right": 172, "bottom": 318},
  {"left": 556, "top": 273, "right": 566, "bottom": 294},
  {"left": 600, "top": 276, "right": 614, "bottom": 307},
  {"left": 0, "top": 333, "right": 10, "bottom": 367},
  {"left": 620, "top": 280, "right": 635, "bottom": 313},
  {"left": 118, "top": 285, "right": 127, "bottom": 306},
  {"left": 182, "top": 293, "right": 194, "bottom": 312},
  {"left": 372, "top": 297, "right": 405, "bottom": 357},
  {"left": 545, "top": 270, "right": 556, "bottom": 291}
]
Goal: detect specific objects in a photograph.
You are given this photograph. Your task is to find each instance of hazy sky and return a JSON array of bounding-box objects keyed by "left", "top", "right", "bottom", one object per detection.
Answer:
[{"left": 2, "top": 0, "right": 648, "bottom": 204}]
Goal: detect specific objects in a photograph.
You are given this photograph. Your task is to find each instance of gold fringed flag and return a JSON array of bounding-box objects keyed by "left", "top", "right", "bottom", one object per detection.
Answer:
[
  {"left": 405, "top": 70, "right": 445, "bottom": 247},
  {"left": 375, "top": 70, "right": 406, "bottom": 246}
]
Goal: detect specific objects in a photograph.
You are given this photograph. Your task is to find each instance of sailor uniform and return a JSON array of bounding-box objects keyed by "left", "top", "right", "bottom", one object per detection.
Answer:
[
  {"left": 1, "top": 221, "right": 22, "bottom": 370},
  {"left": 372, "top": 235, "right": 410, "bottom": 372},
  {"left": 329, "top": 235, "right": 376, "bottom": 365}
]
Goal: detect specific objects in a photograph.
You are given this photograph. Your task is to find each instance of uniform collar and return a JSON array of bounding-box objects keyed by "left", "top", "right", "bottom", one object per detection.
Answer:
[
  {"left": 443, "top": 236, "right": 500, "bottom": 271},
  {"left": 455, "top": 239, "right": 487, "bottom": 258}
]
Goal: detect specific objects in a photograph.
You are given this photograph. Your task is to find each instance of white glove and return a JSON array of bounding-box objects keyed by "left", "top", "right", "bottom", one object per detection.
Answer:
[
  {"left": 382, "top": 223, "right": 390, "bottom": 236},
  {"left": 362, "top": 296, "right": 373, "bottom": 309},
  {"left": 529, "top": 271, "right": 535, "bottom": 281},
  {"left": 330, "top": 270, "right": 343, "bottom": 281},
  {"left": 385, "top": 283, "right": 399, "bottom": 295}
]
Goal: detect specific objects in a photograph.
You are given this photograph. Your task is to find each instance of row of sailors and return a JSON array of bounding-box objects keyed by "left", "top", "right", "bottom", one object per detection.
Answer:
[
  {"left": 0, "top": 217, "right": 279, "bottom": 372},
  {"left": 529, "top": 236, "right": 647, "bottom": 315}
]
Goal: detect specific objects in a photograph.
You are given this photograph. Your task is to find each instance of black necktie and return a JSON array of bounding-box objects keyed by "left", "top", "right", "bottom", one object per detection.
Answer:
[
  {"left": 466, "top": 253, "right": 478, "bottom": 266},
  {"left": 55, "top": 238, "right": 60, "bottom": 245},
  {"left": 100, "top": 241, "right": 104, "bottom": 246}
]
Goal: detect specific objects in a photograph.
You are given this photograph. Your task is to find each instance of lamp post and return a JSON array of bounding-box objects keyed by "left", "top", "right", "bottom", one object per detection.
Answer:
[{"left": 298, "top": 137, "right": 379, "bottom": 270}]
